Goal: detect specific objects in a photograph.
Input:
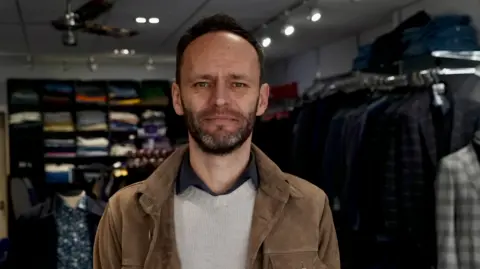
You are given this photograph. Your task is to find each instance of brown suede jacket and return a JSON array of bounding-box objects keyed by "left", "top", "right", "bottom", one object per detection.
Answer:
[{"left": 93, "top": 145, "right": 340, "bottom": 269}]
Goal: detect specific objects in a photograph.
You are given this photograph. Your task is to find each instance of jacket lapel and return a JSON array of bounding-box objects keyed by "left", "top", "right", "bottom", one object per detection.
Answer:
[
  {"left": 139, "top": 146, "right": 186, "bottom": 269},
  {"left": 247, "top": 146, "right": 290, "bottom": 269}
]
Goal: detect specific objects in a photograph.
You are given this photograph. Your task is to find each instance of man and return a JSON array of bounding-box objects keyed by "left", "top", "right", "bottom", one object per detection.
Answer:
[{"left": 93, "top": 14, "right": 340, "bottom": 269}]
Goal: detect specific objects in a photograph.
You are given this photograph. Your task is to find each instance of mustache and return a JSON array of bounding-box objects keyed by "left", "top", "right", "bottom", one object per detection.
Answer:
[{"left": 197, "top": 108, "right": 246, "bottom": 120}]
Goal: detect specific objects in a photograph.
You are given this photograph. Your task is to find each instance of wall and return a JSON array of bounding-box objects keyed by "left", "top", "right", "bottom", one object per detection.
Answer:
[
  {"left": 267, "top": 0, "right": 480, "bottom": 95},
  {"left": 0, "top": 63, "right": 175, "bottom": 111}
]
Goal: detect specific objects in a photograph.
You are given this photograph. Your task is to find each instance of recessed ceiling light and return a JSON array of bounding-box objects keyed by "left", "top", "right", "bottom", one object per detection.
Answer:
[
  {"left": 121, "top": 49, "right": 129, "bottom": 55},
  {"left": 136, "top": 17, "right": 146, "bottom": 23},
  {"left": 149, "top": 17, "right": 159, "bottom": 24}
]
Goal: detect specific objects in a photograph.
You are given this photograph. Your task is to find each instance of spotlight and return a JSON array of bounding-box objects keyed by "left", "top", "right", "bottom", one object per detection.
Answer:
[
  {"left": 309, "top": 8, "right": 322, "bottom": 22},
  {"left": 88, "top": 57, "right": 98, "bottom": 72},
  {"left": 136, "top": 17, "right": 146, "bottom": 23},
  {"left": 148, "top": 17, "right": 159, "bottom": 24},
  {"left": 145, "top": 57, "right": 156, "bottom": 71},
  {"left": 261, "top": 37, "right": 272, "bottom": 48},
  {"left": 282, "top": 24, "right": 295, "bottom": 36}
]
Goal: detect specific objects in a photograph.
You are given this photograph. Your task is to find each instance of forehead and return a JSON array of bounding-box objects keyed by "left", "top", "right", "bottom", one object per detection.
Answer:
[{"left": 182, "top": 31, "right": 260, "bottom": 75}]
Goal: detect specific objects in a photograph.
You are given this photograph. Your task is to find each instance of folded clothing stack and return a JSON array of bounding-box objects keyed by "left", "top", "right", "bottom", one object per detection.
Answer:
[
  {"left": 352, "top": 44, "right": 373, "bottom": 71},
  {"left": 138, "top": 82, "right": 170, "bottom": 105},
  {"left": 138, "top": 110, "right": 167, "bottom": 138},
  {"left": 45, "top": 163, "right": 74, "bottom": 184},
  {"left": 11, "top": 89, "right": 39, "bottom": 105},
  {"left": 9, "top": 112, "right": 41, "bottom": 128},
  {"left": 110, "top": 142, "right": 137, "bottom": 156},
  {"left": 109, "top": 112, "right": 139, "bottom": 131},
  {"left": 44, "top": 112, "right": 74, "bottom": 132},
  {"left": 43, "top": 83, "right": 73, "bottom": 104},
  {"left": 44, "top": 139, "right": 76, "bottom": 158},
  {"left": 138, "top": 110, "right": 171, "bottom": 151},
  {"left": 141, "top": 137, "right": 172, "bottom": 151},
  {"left": 77, "top": 136, "right": 109, "bottom": 157},
  {"left": 76, "top": 85, "right": 107, "bottom": 104},
  {"left": 403, "top": 14, "right": 480, "bottom": 56},
  {"left": 109, "top": 86, "right": 140, "bottom": 105},
  {"left": 77, "top": 110, "right": 107, "bottom": 131}
]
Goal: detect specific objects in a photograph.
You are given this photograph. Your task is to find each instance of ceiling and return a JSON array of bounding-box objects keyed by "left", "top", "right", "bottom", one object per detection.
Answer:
[{"left": 0, "top": 0, "right": 417, "bottom": 65}]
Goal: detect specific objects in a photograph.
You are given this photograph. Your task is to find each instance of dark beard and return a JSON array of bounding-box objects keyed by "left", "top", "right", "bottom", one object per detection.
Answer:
[{"left": 182, "top": 103, "right": 257, "bottom": 155}]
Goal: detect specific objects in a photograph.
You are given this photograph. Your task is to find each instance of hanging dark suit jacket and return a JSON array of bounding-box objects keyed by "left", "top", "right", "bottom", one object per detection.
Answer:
[
  {"left": 373, "top": 90, "right": 480, "bottom": 269},
  {"left": 7, "top": 195, "right": 105, "bottom": 269}
]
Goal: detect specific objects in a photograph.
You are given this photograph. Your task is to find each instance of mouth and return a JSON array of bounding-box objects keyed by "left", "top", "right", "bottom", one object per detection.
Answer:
[{"left": 203, "top": 115, "right": 239, "bottom": 121}]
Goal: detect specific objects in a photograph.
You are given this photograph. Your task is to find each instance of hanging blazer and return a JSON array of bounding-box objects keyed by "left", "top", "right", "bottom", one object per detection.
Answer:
[
  {"left": 7, "top": 195, "right": 105, "bottom": 269},
  {"left": 436, "top": 143, "right": 480, "bottom": 269}
]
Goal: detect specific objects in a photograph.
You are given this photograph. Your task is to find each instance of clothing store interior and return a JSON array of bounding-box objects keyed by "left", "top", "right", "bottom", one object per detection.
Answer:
[{"left": 1, "top": 0, "right": 480, "bottom": 268}]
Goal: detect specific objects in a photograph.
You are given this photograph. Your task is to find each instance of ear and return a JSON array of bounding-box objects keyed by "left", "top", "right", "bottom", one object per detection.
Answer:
[
  {"left": 256, "top": 83, "right": 270, "bottom": 116},
  {"left": 171, "top": 82, "right": 184, "bottom": 116}
]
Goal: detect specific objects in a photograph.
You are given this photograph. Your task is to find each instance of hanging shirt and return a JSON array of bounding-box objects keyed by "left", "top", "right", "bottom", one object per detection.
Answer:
[{"left": 55, "top": 195, "right": 93, "bottom": 269}]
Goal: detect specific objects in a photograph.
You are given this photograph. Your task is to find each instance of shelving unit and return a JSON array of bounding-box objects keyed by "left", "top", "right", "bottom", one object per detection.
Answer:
[{"left": 7, "top": 78, "right": 185, "bottom": 198}]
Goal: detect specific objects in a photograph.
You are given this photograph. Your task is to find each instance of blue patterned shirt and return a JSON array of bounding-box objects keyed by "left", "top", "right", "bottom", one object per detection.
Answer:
[{"left": 55, "top": 195, "right": 93, "bottom": 269}]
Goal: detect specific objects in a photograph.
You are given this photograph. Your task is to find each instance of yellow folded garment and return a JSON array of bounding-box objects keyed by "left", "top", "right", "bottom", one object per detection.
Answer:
[
  {"left": 77, "top": 123, "right": 108, "bottom": 131},
  {"left": 110, "top": 98, "right": 141, "bottom": 105},
  {"left": 44, "top": 125, "right": 74, "bottom": 132}
]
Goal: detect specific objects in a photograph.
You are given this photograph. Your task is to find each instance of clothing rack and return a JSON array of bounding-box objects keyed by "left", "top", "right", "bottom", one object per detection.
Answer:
[{"left": 305, "top": 66, "right": 480, "bottom": 100}]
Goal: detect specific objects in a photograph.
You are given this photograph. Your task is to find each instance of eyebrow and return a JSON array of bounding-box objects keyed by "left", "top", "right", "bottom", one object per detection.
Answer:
[{"left": 190, "top": 73, "right": 250, "bottom": 81}]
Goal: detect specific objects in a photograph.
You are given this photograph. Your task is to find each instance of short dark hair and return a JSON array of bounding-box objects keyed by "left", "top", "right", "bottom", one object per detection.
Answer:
[{"left": 175, "top": 13, "right": 264, "bottom": 83}]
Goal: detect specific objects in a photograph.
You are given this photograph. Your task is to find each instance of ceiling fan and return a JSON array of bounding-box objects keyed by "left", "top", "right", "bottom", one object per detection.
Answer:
[{"left": 51, "top": 0, "right": 139, "bottom": 46}]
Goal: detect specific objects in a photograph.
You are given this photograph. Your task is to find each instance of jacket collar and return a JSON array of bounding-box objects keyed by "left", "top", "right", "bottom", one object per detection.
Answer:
[{"left": 138, "top": 144, "right": 291, "bottom": 215}]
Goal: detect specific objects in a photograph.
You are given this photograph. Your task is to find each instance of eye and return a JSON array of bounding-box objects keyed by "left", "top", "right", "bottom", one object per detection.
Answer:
[
  {"left": 194, "top": 82, "right": 209, "bottom": 88},
  {"left": 232, "top": 82, "right": 247, "bottom": 88}
]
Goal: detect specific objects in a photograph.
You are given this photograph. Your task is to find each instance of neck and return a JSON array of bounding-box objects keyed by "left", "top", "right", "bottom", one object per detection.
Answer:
[
  {"left": 189, "top": 138, "right": 252, "bottom": 194},
  {"left": 58, "top": 190, "right": 85, "bottom": 208}
]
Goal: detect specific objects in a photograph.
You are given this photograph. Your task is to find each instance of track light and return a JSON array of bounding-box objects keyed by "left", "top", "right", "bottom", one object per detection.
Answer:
[
  {"left": 88, "top": 57, "right": 98, "bottom": 72},
  {"left": 309, "top": 8, "right": 322, "bottom": 22},
  {"left": 261, "top": 37, "right": 272, "bottom": 48},
  {"left": 282, "top": 24, "right": 295, "bottom": 36},
  {"left": 145, "top": 57, "right": 155, "bottom": 71}
]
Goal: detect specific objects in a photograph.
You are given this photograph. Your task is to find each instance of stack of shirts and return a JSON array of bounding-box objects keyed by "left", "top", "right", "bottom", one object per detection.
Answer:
[
  {"left": 137, "top": 82, "right": 170, "bottom": 105},
  {"left": 110, "top": 142, "right": 137, "bottom": 156},
  {"left": 76, "top": 85, "right": 107, "bottom": 104},
  {"left": 45, "top": 163, "right": 74, "bottom": 184},
  {"left": 109, "top": 86, "right": 140, "bottom": 105},
  {"left": 109, "top": 112, "right": 139, "bottom": 131},
  {"left": 138, "top": 110, "right": 167, "bottom": 138},
  {"left": 44, "top": 139, "right": 76, "bottom": 158},
  {"left": 77, "top": 137, "right": 109, "bottom": 157},
  {"left": 44, "top": 112, "right": 74, "bottom": 132},
  {"left": 11, "top": 89, "right": 39, "bottom": 105},
  {"left": 77, "top": 111, "right": 107, "bottom": 131},
  {"left": 9, "top": 112, "right": 41, "bottom": 128},
  {"left": 403, "top": 15, "right": 480, "bottom": 57},
  {"left": 43, "top": 83, "right": 73, "bottom": 104},
  {"left": 138, "top": 110, "right": 171, "bottom": 151}
]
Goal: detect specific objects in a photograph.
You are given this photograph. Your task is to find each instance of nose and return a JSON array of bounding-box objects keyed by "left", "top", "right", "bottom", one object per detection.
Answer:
[{"left": 212, "top": 80, "right": 228, "bottom": 106}]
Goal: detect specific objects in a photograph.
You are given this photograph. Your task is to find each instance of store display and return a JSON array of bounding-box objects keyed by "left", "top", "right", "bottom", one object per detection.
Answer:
[
  {"left": 6, "top": 79, "right": 182, "bottom": 205},
  {"left": 269, "top": 67, "right": 480, "bottom": 269}
]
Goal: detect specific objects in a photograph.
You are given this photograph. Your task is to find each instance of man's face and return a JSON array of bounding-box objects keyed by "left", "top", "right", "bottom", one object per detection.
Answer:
[{"left": 171, "top": 31, "right": 269, "bottom": 155}]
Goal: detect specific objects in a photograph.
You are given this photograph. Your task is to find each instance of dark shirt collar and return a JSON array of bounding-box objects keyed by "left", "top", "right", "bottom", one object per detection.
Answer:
[{"left": 176, "top": 151, "right": 259, "bottom": 196}]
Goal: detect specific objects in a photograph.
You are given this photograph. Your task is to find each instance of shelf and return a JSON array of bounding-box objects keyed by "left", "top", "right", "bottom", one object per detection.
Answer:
[{"left": 44, "top": 155, "right": 128, "bottom": 164}]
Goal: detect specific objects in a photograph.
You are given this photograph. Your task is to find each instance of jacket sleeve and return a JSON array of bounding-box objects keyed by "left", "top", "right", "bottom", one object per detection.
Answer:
[
  {"left": 435, "top": 159, "right": 458, "bottom": 269},
  {"left": 318, "top": 196, "right": 341, "bottom": 269},
  {"left": 93, "top": 204, "right": 122, "bottom": 269}
]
